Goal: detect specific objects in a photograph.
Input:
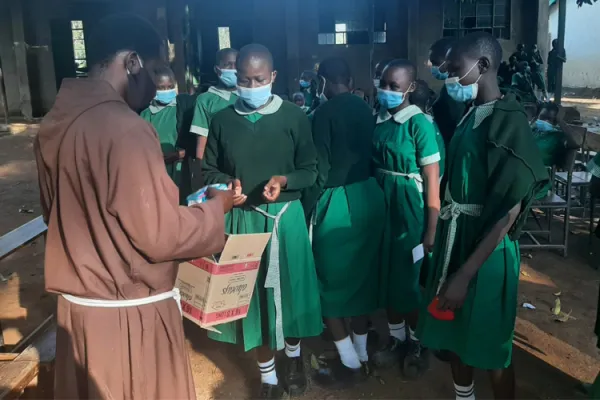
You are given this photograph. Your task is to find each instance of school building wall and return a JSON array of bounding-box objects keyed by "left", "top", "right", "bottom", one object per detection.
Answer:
[
  {"left": 549, "top": 1, "right": 600, "bottom": 89},
  {"left": 0, "top": 0, "right": 551, "bottom": 120}
]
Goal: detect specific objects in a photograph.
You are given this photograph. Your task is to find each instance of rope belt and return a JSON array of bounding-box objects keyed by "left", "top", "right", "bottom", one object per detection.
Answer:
[
  {"left": 376, "top": 168, "right": 424, "bottom": 192},
  {"left": 251, "top": 202, "right": 291, "bottom": 350},
  {"left": 436, "top": 190, "right": 483, "bottom": 294},
  {"left": 62, "top": 288, "right": 182, "bottom": 315}
]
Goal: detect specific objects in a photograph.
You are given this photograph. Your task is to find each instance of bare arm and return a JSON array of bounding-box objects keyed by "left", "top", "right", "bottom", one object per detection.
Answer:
[
  {"left": 196, "top": 136, "right": 208, "bottom": 160},
  {"left": 422, "top": 163, "right": 440, "bottom": 253}
]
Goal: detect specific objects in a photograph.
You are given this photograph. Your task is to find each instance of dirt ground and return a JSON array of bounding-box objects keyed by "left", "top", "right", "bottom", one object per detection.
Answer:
[{"left": 1, "top": 101, "right": 600, "bottom": 399}]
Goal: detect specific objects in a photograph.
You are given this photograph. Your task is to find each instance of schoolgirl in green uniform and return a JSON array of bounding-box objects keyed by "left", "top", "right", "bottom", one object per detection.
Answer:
[
  {"left": 371, "top": 60, "right": 441, "bottom": 379},
  {"left": 140, "top": 66, "right": 186, "bottom": 198},
  {"left": 417, "top": 32, "right": 548, "bottom": 400},
  {"left": 302, "top": 57, "right": 385, "bottom": 386},
  {"left": 202, "top": 44, "right": 322, "bottom": 400},
  {"left": 410, "top": 80, "right": 446, "bottom": 180},
  {"left": 191, "top": 48, "right": 239, "bottom": 161},
  {"left": 299, "top": 70, "right": 317, "bottom": 110}
]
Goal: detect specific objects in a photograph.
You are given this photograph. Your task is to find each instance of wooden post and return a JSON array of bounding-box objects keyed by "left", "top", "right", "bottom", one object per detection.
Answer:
[
  {"left": 167, "top": 0, "right": 186, "bottom": 91},
  {"left": 554, "top": 0, "right": 567, "bottom": 104},
  {"left": 0, "top": 61, "right": 9, "bottom": 127},
  {"left": 10, "top": 0, "right": 33, "bottom": 121},
  {"left": 284, "top": 0, "right": 300, "bottom": 96}
]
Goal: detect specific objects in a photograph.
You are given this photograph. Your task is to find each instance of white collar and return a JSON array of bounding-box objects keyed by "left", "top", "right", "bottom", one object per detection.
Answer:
[
  {"left": 458, "top": 99, "right": 499, "bottom": 129},
  {"left": 376, "top": 104, "right": 423, "bottom": 125},
  {"left": 208, "top": 86, "right": 237, "bottom": 100},
  {"left": 234, "top": 95, "right": 283, "bottom": 115},
  {"left": 148, "top": 98, "right": 177, "bottom": 114}
]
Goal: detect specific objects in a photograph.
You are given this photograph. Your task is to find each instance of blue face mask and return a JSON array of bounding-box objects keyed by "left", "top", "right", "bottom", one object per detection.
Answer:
[
  {"left": 219, "top": 69, "right": 237, "bottom": 88},
  {"left": 237, "top": 81, "right": 273, "bottom": 109},
  {"left": 377, "top": 89, "right": 406, "bottom": 110},
  {"left": 299, "top": 80, "right": 311, "bottom": 89},
  {"left": 535, "top": 119, "right": 555, "bottom": 132},
  {"left": 445, "top": 61, "right": 481, "bottom": 103},
  {"left": 431, "top": 65, "right": 449, "bottom": 81},
  {"left": 154, "top": 89, "right": 177, "bottom": 105}
]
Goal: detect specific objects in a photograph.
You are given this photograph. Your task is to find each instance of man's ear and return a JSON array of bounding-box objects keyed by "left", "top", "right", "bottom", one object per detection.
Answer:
[
  {"left": 271, "top": 70, "right": 278, "bottom": 84},
  {"left": 124, "top": 52, "right": 142, "bottom": 74},
  {"left": 479, "top": 57, "right": 491, "bottom": 74},
  {"left": 214, "top": 65, "right": 221, "bottom": 76}
]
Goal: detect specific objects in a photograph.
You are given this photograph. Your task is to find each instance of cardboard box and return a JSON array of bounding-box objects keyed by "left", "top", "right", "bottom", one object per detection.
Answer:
[{"left": 176, "top": 233, "right": 271, "bottom": 331}]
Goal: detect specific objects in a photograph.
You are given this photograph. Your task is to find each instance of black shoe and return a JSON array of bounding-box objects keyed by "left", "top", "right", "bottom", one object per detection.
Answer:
[
  {"left": 372, "top": 337, "right": 406, "bottom": 368},
  {"left": 258, "top": 383, "right": 285, "bottom": 399},
  {"left": 402, "top": 340, "right": 430, "bottom": 380},
  {"left": 282, "top": 356, "right": 307, "bottom": 397},
  {"left": 311, "top": 354, "right": 367, "bottom": 389}
]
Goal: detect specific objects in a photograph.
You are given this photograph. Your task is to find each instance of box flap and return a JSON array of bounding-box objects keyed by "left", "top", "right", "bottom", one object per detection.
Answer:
[{"left": 218, "top": 233, "right": 271, "bottom": 263}]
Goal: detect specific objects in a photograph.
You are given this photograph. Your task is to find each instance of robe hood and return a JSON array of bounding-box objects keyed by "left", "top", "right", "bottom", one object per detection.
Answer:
[{"left": 37, "top": 79, "right": 129, "bottom": 169}]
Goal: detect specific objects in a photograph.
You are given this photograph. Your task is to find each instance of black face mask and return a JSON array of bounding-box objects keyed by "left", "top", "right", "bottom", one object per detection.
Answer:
[{"left": 126, "top": 66, "right": 157, "bottom": 113}]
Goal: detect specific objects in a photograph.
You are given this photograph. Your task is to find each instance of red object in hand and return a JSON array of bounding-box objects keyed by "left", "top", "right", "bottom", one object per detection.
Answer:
[{"left": 428, "top": 296, "right": 455, "bottom": 321}]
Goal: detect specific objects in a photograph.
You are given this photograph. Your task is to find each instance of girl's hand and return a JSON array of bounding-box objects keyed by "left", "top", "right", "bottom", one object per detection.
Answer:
[
  {"left": 228, "top": 179, "right": 247, "bottom": 207},
  {"left": 263, "top": 176, "right": 287, "bottom": 202},
  {"left": 437, "top": 273, "right": 470, "bottom": 311},
  {"left": 423, "top": 229, "right": 436, "bottom": 254}
]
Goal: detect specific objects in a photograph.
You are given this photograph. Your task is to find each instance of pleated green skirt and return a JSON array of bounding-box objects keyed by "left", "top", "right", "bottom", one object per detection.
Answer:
[
  {"left": 207, "top": 200, "right": 323, "bottom": 351},
  {"left": 417, "top": 235, "right": 521, "bottom": 370},
  {"left": 312, "top": 178, "right": 385, "bottom": 318}
]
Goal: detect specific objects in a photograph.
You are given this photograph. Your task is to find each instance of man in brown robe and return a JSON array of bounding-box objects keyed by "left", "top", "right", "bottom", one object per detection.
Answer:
[{"left": 34, "top": 14, "right": 233, "bottom": 399}]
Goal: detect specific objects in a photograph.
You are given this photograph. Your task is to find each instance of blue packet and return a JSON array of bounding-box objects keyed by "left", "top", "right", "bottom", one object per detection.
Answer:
[{"left": 187, "top": 184, "right": 228, "bottom": 206}]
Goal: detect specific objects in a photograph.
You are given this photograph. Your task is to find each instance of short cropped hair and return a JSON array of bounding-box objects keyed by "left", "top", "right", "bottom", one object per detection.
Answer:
[{"left": 87, "top": 13, "right": 163, "bottom": 67}]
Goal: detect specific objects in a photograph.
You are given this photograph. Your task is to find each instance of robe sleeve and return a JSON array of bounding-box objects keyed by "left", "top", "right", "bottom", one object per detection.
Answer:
[
  {"left": 202, "top": 120, "right": 234, "bottom": 185},
  {"left": 414, "top": 115, "right": 441, "bottom": 166},
  {"left": 301, "top": 106, "right": 331, "bottom": 215},
  {"left": 190, "top": 95, "right": 210, "bottom": 137},
  {"left": 106, "top": 121, "right": 225, "bottom": 263},
  {"left": 482, "top": 102, "right": 549, "bottom": 240},
  {"left": 285, "top": 111, "right": 318, "bottom": 191},
  {"left": 33, "top": 136, "right": 52, "bottom": 225}
]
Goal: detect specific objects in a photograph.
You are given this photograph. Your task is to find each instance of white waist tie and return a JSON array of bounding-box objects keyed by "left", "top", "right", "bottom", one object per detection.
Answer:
[
  {"left": 376, "top": 168, "right": 424, "bottom": 192},
  {"left": 251, "top": 202, "right": 290, "bottom": 351},
  {"left": 62, "top": 288, "right": 182, "bottom": 316},
  {"left": 436, "top": 189, "right": 483, "bottom": 294}
]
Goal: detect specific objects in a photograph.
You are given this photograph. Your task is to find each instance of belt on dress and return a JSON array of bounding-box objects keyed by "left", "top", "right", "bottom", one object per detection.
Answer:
[
  {"left": 436, "top": 189, "right": 483, "bottom": 294},
  {"left": 62, "top": 288, "right": 182, "bottom": 315},
  {"left": 251, "top": 202, "right": 291, "bottom": 351},
  {"left": 376, "top": 168, "right": 424, "bottom": 192}
]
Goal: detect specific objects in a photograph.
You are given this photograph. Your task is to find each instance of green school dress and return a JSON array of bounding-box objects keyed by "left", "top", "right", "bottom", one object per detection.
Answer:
[
  {"left": 140, "top": 100, "right": 182, "bottom": 188},
  {"left": 303, "top": 93, "right": 385, "bottom": 318},
  {"left": 588, "top": 154, "right": 600, "bottom": 179},
  {"left": 417, "top": 95, "right": 548, "bottom": 370},
  {"left": 202, "top": 96, "right": 322, "bottom": 351},
  {"left": 424, "top": 114, "right": 446, "bottom": 178},
  {"left": 532, "top": 124, "right": 568, "bottom": 198},
  {"left": 373, "top": 105, "right": 441, "bottom": 314},
  {"left": 190, "top": 86, "right": 238, "bottom": 138},
  {"left": 511, "top": 72, "right": 536, "bottom": 103}
]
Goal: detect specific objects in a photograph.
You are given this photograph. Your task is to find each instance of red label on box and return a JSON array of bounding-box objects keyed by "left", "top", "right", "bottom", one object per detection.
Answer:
[
  {"left": 188, "top": 258, "right": 260, "bottom": 275},
  {"left": 181, "top": 300, "right": 250, "bottom": 323}
]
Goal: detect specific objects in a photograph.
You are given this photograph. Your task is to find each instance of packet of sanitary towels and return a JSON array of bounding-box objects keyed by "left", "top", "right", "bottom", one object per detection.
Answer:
[{"left": 187, "top": 184, "right": 228, "bottom": 206}]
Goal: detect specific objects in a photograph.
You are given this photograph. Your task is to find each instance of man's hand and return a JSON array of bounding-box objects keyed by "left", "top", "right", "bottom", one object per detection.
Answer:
[
  {"left": 263, "top": 176, "right": 287, "bottom": 202},
  {"left": 206, "top": 188, "right": 234, "bottom": 214},
  {"left": 228, "top": 179, "right": 247, "bottom": 206}
]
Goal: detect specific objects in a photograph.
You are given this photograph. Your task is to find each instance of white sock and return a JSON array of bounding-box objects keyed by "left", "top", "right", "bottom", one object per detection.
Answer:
[
  {"left": 333, "top": 336, "right": 361, "bottom": 369},
  {"left": 409, "top": 327, "right": 418, "bottom": 341},
  {"left": 285, "top": 340, "right": 301, "bottom": 358},
  {"left": 389, "top": 321, "right": 406, "bottom": 342},
  {"left": 352, "top": 332, "right": 369, "bottom": 362},
  {"left": 258, "top": 358, "right": 278, "bottom": 385},
  {"left": 454, "top": 382, "right": 475, "bottom": 400}
]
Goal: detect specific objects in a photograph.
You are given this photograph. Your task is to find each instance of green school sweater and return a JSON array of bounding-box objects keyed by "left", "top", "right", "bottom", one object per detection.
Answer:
[
  {"left": 203, "top": 96, "right": 317, "bottom": 205},
  {"left": 302, "top": 92, "right": 375, "bottom": 213}
]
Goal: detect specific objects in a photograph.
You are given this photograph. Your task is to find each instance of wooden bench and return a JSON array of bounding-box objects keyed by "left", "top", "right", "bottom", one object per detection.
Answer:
[{"left": 0, "top": 216, "right": 55, "bottom": 399}]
